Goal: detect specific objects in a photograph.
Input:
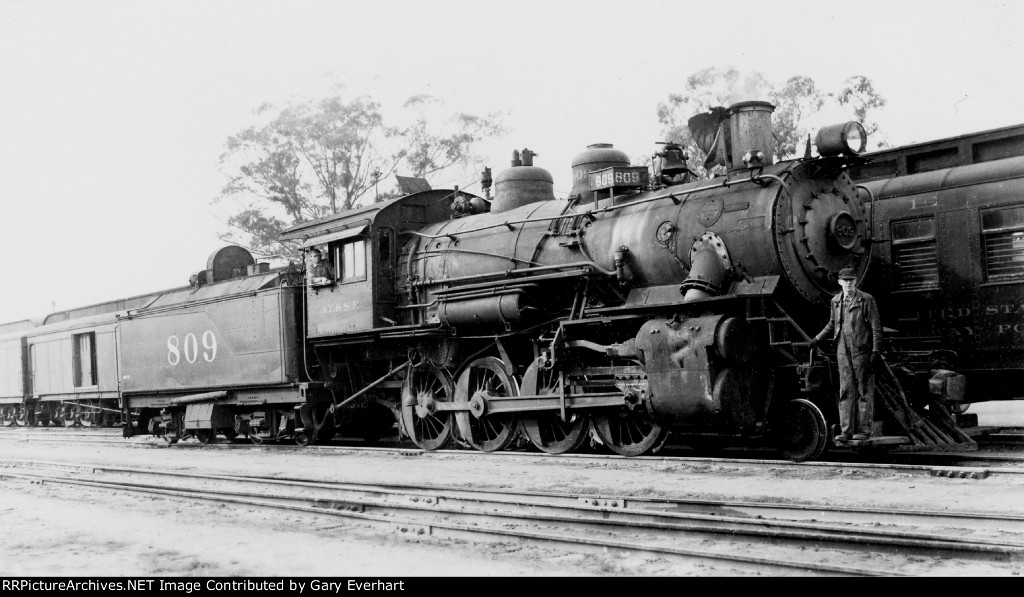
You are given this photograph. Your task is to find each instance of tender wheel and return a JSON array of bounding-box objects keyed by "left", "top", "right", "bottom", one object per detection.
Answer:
[
  {"left": 401, "top": 363, "right": 455, "bottom": 451},
  {"left": 294, "top": 429, "right": 315, "bottom": 447},
  {"left": 161, "top": 412, "right": 184, "bottom": 445},
  {"left": 78, "top": 409, "right": 96, "bottom": 427},
  {"left": 520, "top": 360, "right": 590, "bottom": 455},
  {"left": 61, "top": 404, "right": 79, "bottom": 427},
  {"left": 316, "top": 415, "right": 338, "bottom": 443},
  {"left": 359, "top": 402, "right": 397, "bottom": 443},
  {"left": 592, "top": 406, "right": 667, "bottom": 457},
  {"left": 1, "top": 406, "right": 14, "bottom": 427},
  {"left": 195, "top": 429, "right": 215, "bottom": 444},
  {"left": 772, "top": 398, "right": 828, "bottom": 462},
  {"left": 454, "top": 357, "right": 520, "bottom": 452}
]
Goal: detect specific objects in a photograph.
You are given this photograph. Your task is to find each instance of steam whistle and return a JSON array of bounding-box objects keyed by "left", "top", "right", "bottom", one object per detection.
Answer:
[{"left": 481, "top": 166, "right": 493, "bottom": 201}]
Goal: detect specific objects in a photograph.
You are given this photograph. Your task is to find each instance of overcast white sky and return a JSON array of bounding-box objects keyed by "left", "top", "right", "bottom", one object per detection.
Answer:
[{"left": 1, "top": 0, "right": 1022, "bottom": 323}]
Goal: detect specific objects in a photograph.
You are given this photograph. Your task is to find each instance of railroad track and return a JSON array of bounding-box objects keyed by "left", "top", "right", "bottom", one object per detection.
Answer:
[
  {"left": 3, "top": 428, "right": 1024, "bottom": 479},
  {"left": 1, "top": 458, "right": 1022, "bottom": 576}
]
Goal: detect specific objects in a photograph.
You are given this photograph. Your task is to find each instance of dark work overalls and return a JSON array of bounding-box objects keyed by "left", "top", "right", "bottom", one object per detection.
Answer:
[{"left": 837, "top": 295, "right": 875, "bottom": 436}]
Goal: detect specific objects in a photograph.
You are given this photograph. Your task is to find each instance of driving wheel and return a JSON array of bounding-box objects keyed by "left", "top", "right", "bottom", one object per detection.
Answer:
[
  {"left": 454, "top": 357, "right": 520, "bottom": 452},
  {"left": 592, "top": 406, "right": 667, "bottom": 457},
  {"left": 401, "top": 363, "right": 455, "bottom": 451},
  {"left": 520, "top": 360, "right": 590, "bottom": 455}
]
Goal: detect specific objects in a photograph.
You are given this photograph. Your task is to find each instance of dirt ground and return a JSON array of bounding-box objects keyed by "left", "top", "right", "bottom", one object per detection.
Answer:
[{"left": 2, "top": 433, "right": 1024, "bottom": 577}]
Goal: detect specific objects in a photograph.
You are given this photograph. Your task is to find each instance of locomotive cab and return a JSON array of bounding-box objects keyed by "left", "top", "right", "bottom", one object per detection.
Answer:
[{"left": 280, "top": 189, "right": 484, "bottom": 339}]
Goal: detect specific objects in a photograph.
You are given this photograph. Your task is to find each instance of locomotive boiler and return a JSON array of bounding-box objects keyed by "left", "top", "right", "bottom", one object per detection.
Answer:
[{"left": 284, "top": 100, "right": 966, "bottom": 461}]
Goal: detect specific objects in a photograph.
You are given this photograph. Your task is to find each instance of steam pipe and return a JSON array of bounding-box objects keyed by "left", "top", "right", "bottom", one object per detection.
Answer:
[{"left": 680, "top": 243, "right": 728, "bottom": 301}]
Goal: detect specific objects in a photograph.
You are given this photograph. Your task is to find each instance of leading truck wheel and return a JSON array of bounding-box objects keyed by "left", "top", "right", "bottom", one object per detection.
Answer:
[
  {"left": 772, "top": 398, "right": 828, "bottom": 462},
  {"left": 520, "top": 360, "right": 590, "bottom": 455},
  {"left": 592, "top": 407, "right": 667, "bottom": 457},
  {"left": 454, "top": 357, "right": 520, "bottom": 453},
  {"left": 401, "top": 363, "right": 455, "bottom": 451}
]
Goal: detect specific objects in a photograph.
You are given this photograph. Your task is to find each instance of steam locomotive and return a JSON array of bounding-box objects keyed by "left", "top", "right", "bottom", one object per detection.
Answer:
[
  {"left": 0, "top": 101, "right": 980, "bottom": 460},
  {"left": 268, "top": 100, "right": 971, "bottom": 459}
]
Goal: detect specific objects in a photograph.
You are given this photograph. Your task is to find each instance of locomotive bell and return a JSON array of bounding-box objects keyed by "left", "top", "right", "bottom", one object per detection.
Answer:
[
  {"left": 491, "top": 149, "right": 555, "bottom": 213},
  {"left": 654, "top": 142, "right": 691, "bottom": 184},
  {"left": 571, "top": 143, "right": 630, "bottom": 197}
]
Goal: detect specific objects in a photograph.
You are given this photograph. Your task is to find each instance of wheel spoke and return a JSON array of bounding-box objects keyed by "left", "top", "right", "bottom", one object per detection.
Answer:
[
  {"left": 593, "top": 407, "right": 665, "bottom": 457},
  {"left": 402, "top": 364, "right": 454, "bottom": 451},
  {"left": 520, "top": 361, "right": 589, "bottom": 455},
  {"left": 454, "top": 357, "right": 519, "bottom": 452}
]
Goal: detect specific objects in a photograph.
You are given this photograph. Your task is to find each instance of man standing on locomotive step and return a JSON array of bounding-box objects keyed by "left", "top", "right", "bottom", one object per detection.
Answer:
[{"left": 809, "top": 267, "right": 883, "bottom": 442}]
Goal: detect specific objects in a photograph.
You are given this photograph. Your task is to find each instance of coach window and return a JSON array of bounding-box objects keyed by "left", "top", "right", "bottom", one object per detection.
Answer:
[
  {"left": 72, "top": 332, "right": 98, "bottom": 388},
  {"left": 335, "top": 238, "right": 367, "bottom": 283},
  {"left": 981, "top": 205, "right": 1024, "bottom": 281},
  {"left": 890, "top": 217, "right": 940, "bottom": 291}
]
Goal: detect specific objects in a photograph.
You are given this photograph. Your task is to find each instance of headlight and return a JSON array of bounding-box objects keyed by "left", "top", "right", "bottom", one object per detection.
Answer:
[{"left": 814, "top": 122, "right": 868, "bottom": 157}]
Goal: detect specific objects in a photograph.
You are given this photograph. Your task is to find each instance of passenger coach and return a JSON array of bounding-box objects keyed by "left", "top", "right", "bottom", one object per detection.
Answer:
[{"left": 852, "top": 124, "right": 1024, "bottom": 406}]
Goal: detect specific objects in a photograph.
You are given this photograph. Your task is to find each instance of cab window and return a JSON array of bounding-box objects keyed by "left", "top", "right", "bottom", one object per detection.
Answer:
[{"left": 335, "top": 239, "right": 367, "bottom": 282}]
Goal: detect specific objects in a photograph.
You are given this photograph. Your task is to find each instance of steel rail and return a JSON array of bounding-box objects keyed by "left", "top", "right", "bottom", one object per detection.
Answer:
[
  {"left": 4, "top": 460, "right": 1024, "bottom": 558},
  {"left": 4, "top": 430, "right": 1024, "bottom": 478},
  {"left": 0, "top": 467, "right": 884, "bottom": 577}
]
